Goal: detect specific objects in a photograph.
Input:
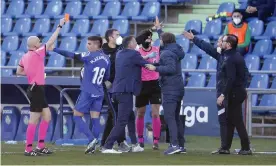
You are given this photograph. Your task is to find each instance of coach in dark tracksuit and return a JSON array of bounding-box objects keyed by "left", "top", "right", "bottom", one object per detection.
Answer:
[
  {"left": 146, "top": 32, "right": 185, "bottom": 155},
  {"left": 183, "top": 31, "right": 251, "bottom": 155},
  {"left": 244, "top": 0, "right": 275, "bottom": 22},
  {"left": 102, "top": 36, "right": 149, "bottom": 153}
]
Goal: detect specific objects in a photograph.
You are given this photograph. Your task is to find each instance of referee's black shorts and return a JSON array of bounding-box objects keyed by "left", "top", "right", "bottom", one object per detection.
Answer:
[
  {"left": 135, "top": 80, "right": 161, "bottom": 108},
  {"left": 27, "top": 84, "right": 48, "bottom": 112}
]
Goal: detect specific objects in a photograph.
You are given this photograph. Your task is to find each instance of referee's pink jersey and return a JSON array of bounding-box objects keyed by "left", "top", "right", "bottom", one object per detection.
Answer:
[{"left": 19, "top": 45, "right": 46, "bottom": 85}]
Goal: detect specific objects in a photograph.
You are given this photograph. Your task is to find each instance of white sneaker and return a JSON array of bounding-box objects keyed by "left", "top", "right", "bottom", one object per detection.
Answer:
[
  {"left": 85, "top": 139, "right": 98, "bottom": 154},
  {"left": 101, "top": 149, "right": 122, "bottom": 154},
  {"left": 131, "top": 144, "right": 144, "bottom": 152}
]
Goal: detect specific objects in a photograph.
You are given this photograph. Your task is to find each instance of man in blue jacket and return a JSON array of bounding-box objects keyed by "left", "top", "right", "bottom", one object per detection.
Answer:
[
  {"left": 146, "top": 32, "right": 185, "bottom": 155},
  {"left": 102, "top": 36, "right": 150, "bottom": 154}
]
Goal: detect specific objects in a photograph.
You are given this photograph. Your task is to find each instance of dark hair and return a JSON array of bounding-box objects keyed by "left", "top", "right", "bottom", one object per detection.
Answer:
[
  {"left": 226, "top": 34, "right": 238, "bottom": 49},
  {"left": 161, "top": 32, "right": 176, "bottom": 45},
  {"left": 105, "top": 29, "right": 118, "bottom": 43},
  {"left": 88, "top": 36, "right": 103, "bottom": 48},
  {"left": 136, "top": 29, "right": 152, "bottom": 45},
  {"left": 232, "top": 9, "right": 244, "bottom": 16},
  {"left": 122, "top": 36, "right": 135, "bottom": 49}
]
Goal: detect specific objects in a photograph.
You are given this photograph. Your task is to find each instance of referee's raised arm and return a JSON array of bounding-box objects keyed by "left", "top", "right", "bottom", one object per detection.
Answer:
[{"left": 45, "top": 18, "right": 66, "bottom": 51}]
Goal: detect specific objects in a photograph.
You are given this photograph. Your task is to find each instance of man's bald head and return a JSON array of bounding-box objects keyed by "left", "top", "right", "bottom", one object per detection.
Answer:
[{"left": 27, "top": 36, "right": 41, "bottom": 50}]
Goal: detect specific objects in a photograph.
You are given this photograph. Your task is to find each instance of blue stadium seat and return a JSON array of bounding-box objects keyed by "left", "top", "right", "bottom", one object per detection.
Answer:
[
  {"left": 239, "top": 2, "right": 247, "bottom": 9},
  {"left": 182, "top": 72, "right": 186, "bottom": 84},
  {"left": 153, "top": 39, "right": 160, "bottom": 47},
  {"left": 74, "top": 0, "right": 101, "bottom": 19},
  {"left": 7, "top": 51, "right": 24, "bottom": 67},
  {"left": 63, "top": 19, "right": 90, "bottom": 37},
  {"left": 33, "top": 107, "right": 57, "bottom": 142},
  {"left": 15, "top": 107, "right": 32, "bottom": 141},
  {"left": 59, "top": 37, "right": 77, "bottom": 52},
  {"left": 2, "top": 36, "right": 19, "bottom": 52},
  {"left": 217, "top": 2, "right": 235, "bottom": 14},
  {"left": 3, "top": 18, "right": 31, "bottom": 36},
  {"left": 132, "top": 2, "right": 160, "bottom": 21},
  {"left": 262, "top": 57, "right": 276, "bottom": 74},
  {"left": 46, "top": 52, "right": 66, "bottom": 73},
  {"left": 161, "top": 0, "right": 179, "bottom": 4},
  {"left": 176, "top": 35, "right": 190, "bottom": 53},
  {"left": 249, "top": 74, "right": 269, "bottom": 89},
  {"left": 249, "top": 74, "right": 269, "bottom": 106},
  {"left": 112, "top": 2, "right": 141, "bottom": 20},
  {"left": 72, "top": 114, "right": 91, "bottom": 139},
  {"left": 181, "top": 55, "right": 197, "bottom": 69},
  {"left": 2, "top": 0, "right": 25, "bottom": 18},
  {"left": 43, "top": 19, "right": 71, "bottom": 36},
  {"left": 244, "top": 54, "right": 260, "bottom": 71},
  {"left": 1, "top": 107, "right": 20, "bottom": 141},
  {"left": 1, "top": 0, "right": 5, "bottom": 14},
  {"left": 185, "top": 20, "right": 202, "bottom": 34},
  {"left": 23, "top": 18, "right": 51, "bottom": 36},
  {"left": 254, "top": 21, "right": 276, "bottom": 40},
  {"left": 257, "top": 95, "right": 276, "bottom": 115},
  {"left": 1, "top": 51, "right": 6, "bottom": 66},
  {"left": 207, "top": 73, "right": 216, "bottom": 87},
  {"left": 271, "top": 77, "right": 276, "bottom": 89},
  {"left": 248, "top": 19, "right": 264, "bottom": 39},
  {"left": 251, "top": 39, "right": 273, "bottom": 57},
  {"left": 186, "top": 73, "right": 206, "bottom": 87},
  {"left": 35, "top": 0, "right": 63, "bottom": 18},
  {"left": 87, "top": 19, "right": 109, "bottom": 37},
  {"left": 18, "top": 37, "right": 28, "bottom": 52},
  {"left": 55, "top": 1, "right": 82, "bottom": 19},
  {"left": 17, "top": 0, "right": 43, "bottom": 18},
  {"left": 52, "top": 107, "right": 74, "bottom": 141},
  {"left": 77, "top": 38, "right": 87, "bottom": 53},
  {"left": 1, "top": 17, "right": 13, "bottom": 34},
  {"left": 1, "top": 69, "right": 13, "bottom": 76},
  {"left": 112, "top": 20, "right": 129, "bottom": 37},
  {"left": 198, "top": 56, "right": 217, "bottom": 70},
  {"left": 201, "top": 19, "right": 222, "bottom": 40},
  {"left": 190, "top": 36, "right": 210, "bottom": 56},
  {"left": 93, "top": 1, "right": 121, "bottom": 20}
]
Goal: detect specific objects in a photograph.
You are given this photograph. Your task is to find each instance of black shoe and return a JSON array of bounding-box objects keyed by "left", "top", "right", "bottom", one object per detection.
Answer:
[
  {"left": 152, "top": 143, "right": 159, "bottom": 150},
  {"left": 212, "top": 148, "right": 230, "bottom": 154},
  {"left": 238, "top": 149, "right": 252, "bottom": 155},
  {"left": 35, "top": 147, "right": 53, "bottom": 154},
  {"left": 24, "top": 150, "right": 42, "bottom": 156}
]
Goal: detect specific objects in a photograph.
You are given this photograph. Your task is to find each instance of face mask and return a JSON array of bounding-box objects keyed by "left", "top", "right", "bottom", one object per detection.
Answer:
[
  {"left": 233, "top": 18, "right": 241, "bottom": 25},
  {"left": 116, "top": 36, "right": 123, "bottom": 45},
  {"left": 135, "top": 45, "right": 140, "bottom": 51},
  {"left": 217, "top": 47, "right": 222, "bottom": 54},
  {"left": 142, "top": 42, "right": 151, "bottom": 49}
]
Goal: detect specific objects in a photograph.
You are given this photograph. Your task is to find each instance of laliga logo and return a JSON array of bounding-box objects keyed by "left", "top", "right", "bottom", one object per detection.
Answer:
[
  {"left": 159, "top": 101, "right": 208, "bottom": 127},
  {"left": 184, "top": 106, "right": 208, "bottom": 127}
]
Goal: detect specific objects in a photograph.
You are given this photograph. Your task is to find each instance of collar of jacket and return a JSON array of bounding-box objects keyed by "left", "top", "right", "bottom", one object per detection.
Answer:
[{"left": 223, "top": 48, "right": 236, "bottom": 56}]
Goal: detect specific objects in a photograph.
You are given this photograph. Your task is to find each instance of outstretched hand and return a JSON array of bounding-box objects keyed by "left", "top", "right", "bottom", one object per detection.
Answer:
[{"left": 182, "top": 30, "right": 194, "bottom": 40}]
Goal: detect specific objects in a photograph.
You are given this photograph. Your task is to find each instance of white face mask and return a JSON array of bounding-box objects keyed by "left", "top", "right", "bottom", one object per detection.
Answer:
[
  {"left": 233, "top": 18, "right": 241, "bottom": 25},
  {"left": 135, "top": 45, "right": 140, "bottom": 51},
  {"left": 217, "top": 47, "right": 222, "bottom": 54},
  {"left": 116, "top": 36, "right": 123, "bottom": 45}
]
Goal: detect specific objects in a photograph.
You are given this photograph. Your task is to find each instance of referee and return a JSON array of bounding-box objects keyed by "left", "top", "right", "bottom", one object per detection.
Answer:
[{"left": 183, "top": 31, "right": 251, "bottom": 155}]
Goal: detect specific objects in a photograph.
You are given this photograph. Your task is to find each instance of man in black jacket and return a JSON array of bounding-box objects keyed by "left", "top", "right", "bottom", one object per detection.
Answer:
[
  {"left": 146, "top": 32, "right": 185, "bottom": 155},
  {"left": 183, "top": 31, "right": 251, "bottom": 155},
  {"left": 244, "top": 0, "right": 275, "bottom": 21},
  {"left": 100, "top": 29, "right": 130, "bottom": 152}
]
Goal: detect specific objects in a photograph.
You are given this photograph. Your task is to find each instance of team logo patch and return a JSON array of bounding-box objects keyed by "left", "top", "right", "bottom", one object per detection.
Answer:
[
  {"left": 5, "top": 115, "right": 11, "bottom": 125},
  {"left": 23, "top": 115, "right": 29, "bottom": 125}
]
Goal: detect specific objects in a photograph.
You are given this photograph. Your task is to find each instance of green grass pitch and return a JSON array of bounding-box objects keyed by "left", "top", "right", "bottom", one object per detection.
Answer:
[{"left": 2, "top": 136, "right": 276, "bottom": 165}]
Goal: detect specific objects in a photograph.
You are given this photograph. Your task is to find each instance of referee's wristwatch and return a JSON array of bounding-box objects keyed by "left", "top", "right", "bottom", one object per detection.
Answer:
[{"left": 58, "top": 24, "right": 63, "bottom": 28}]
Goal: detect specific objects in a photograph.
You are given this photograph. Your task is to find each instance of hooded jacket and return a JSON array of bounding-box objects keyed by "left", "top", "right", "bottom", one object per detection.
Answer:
[
  {"left": 156, "top": 43, "right": 185, "bottom": 95},
  {"left": 102, "top": 43, "right": 122, "bottom": 83}
]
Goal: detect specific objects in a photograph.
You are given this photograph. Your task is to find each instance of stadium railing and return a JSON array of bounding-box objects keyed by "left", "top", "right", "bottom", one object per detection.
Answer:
[{"left": 246, "top": 90, "right": 276, "bottom": 139}]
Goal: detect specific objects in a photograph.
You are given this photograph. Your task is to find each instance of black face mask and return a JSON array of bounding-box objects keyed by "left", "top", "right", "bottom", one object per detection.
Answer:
[{"left": 142, "top": 42, "right": 151, "bottom": 49}]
